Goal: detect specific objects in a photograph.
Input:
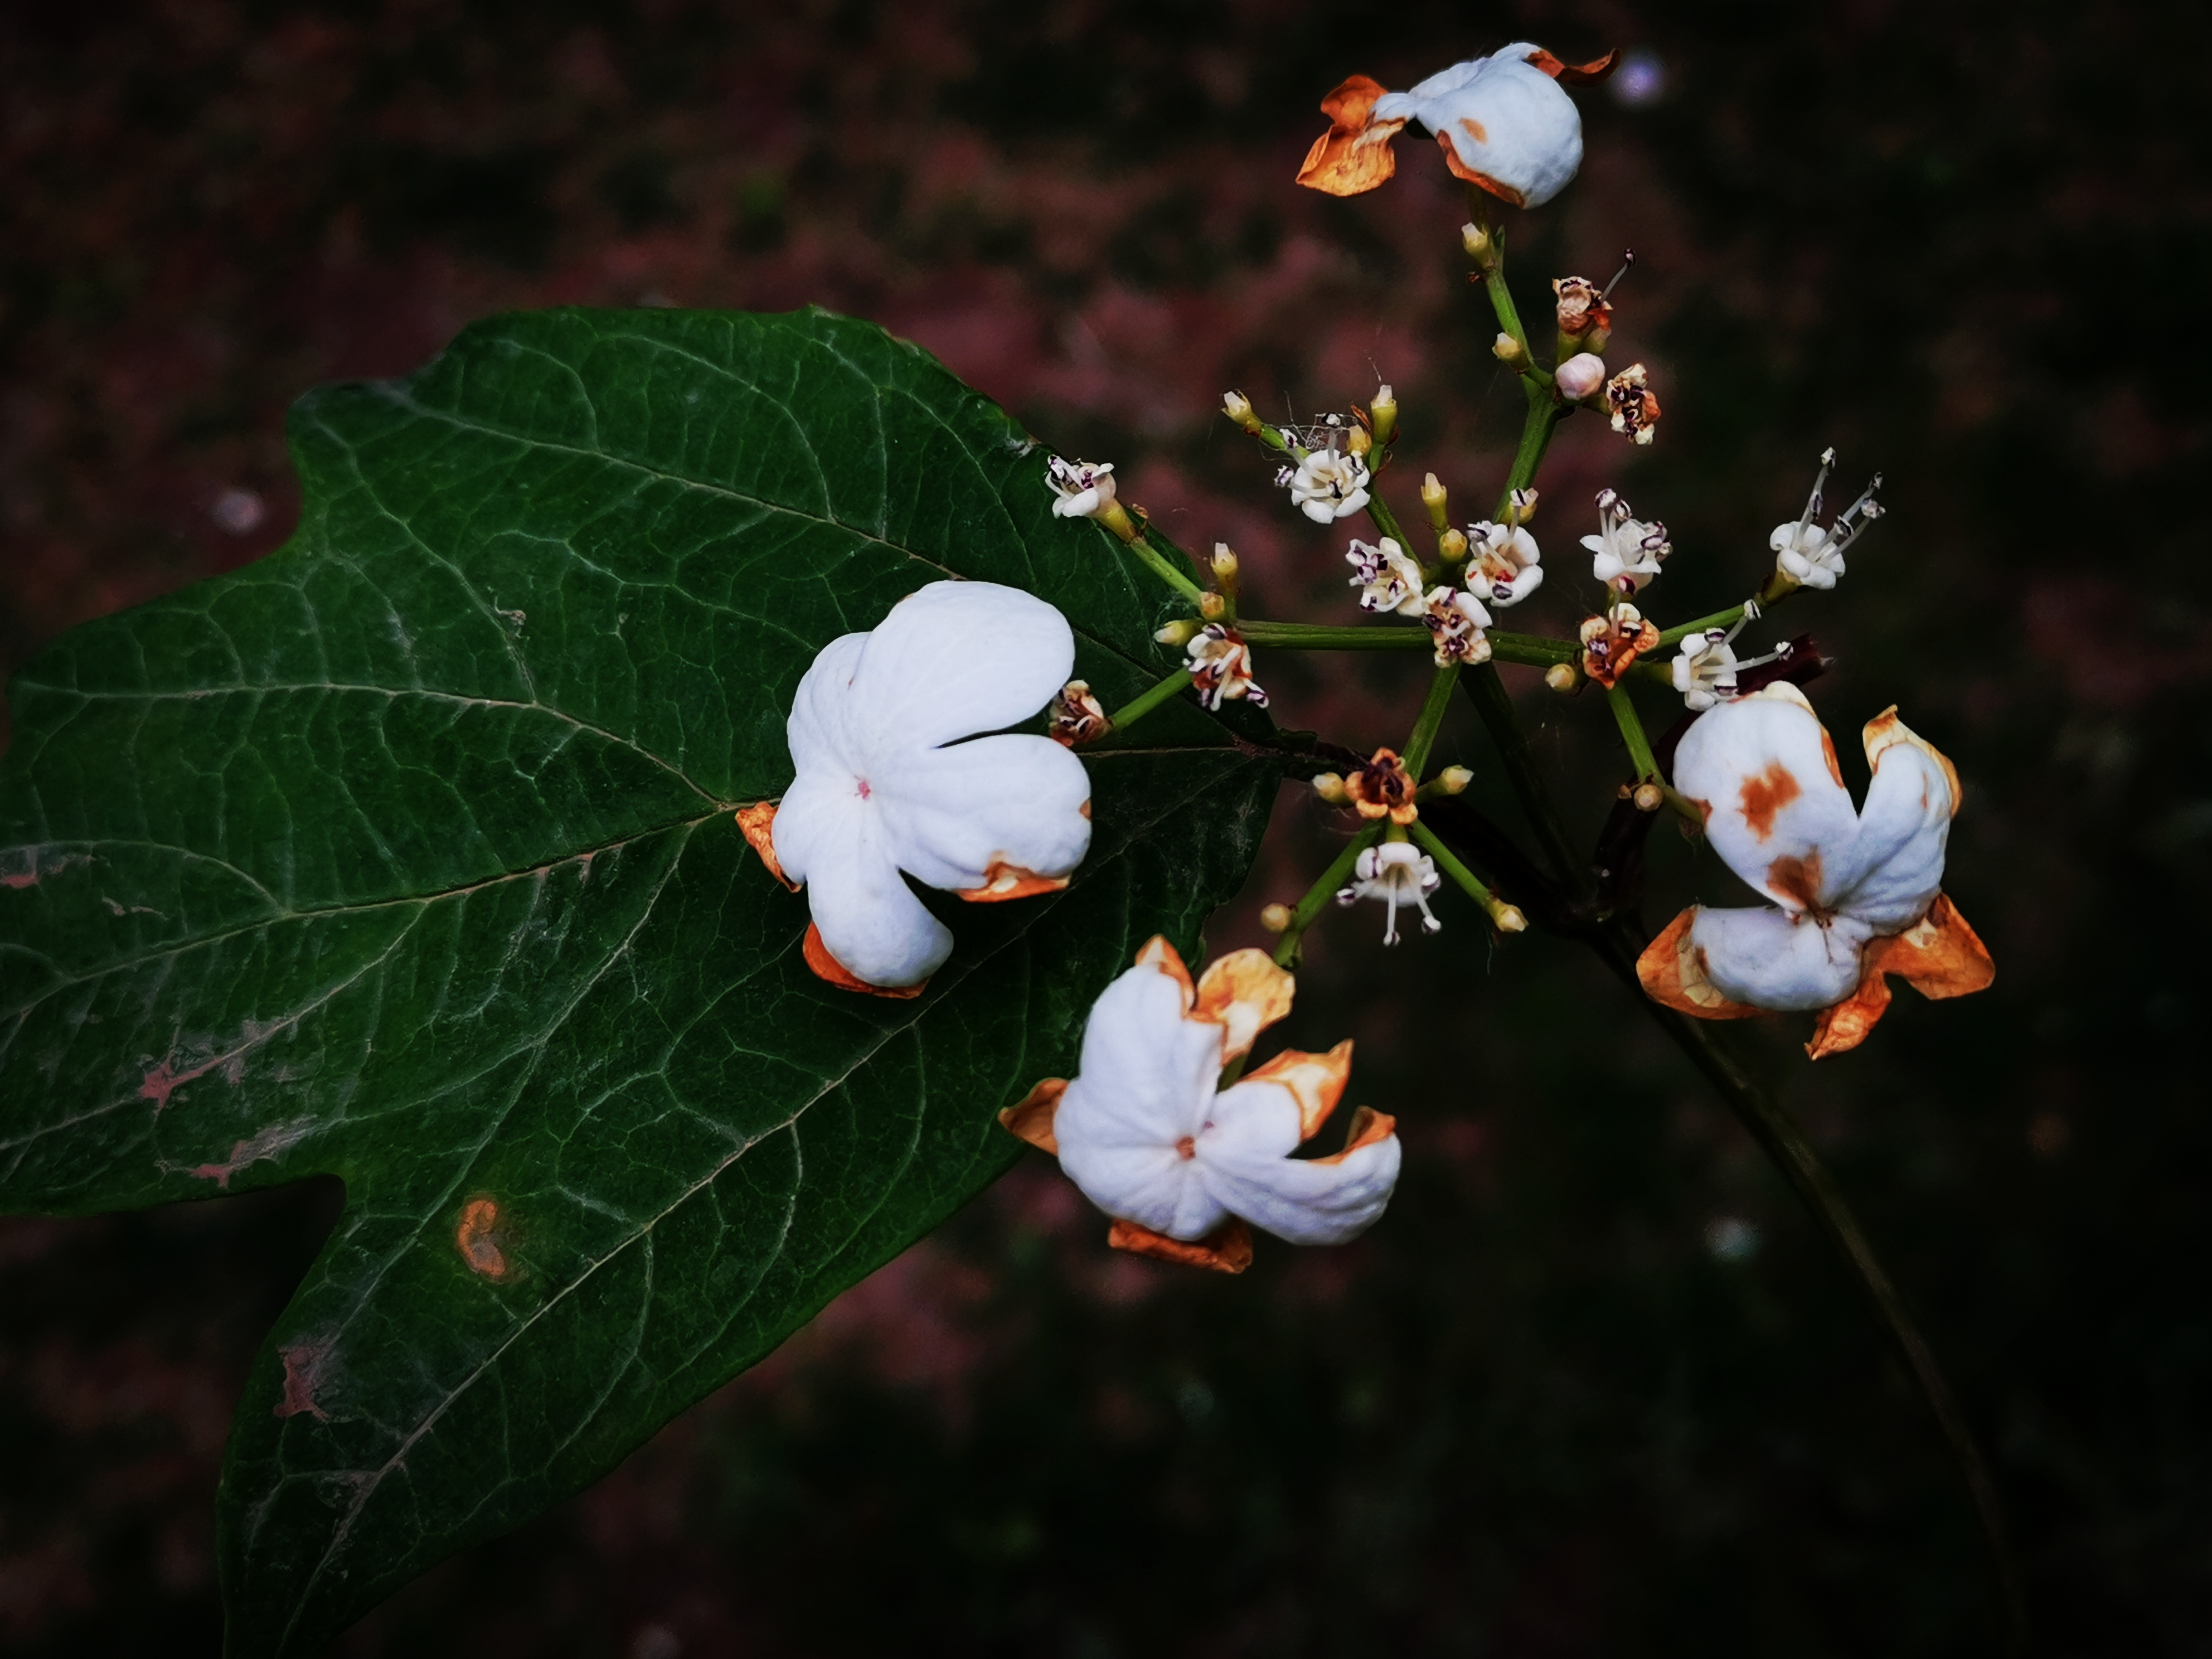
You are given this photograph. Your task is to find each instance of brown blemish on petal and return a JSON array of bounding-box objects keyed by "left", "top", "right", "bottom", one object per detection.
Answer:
[
  {"left": 1244, "top": 1040, "right": 1354, "bottom": 1142},
  {"left": 1737, "top": 761, "right": 1803, "bottom": 840},
  {"left": 1764, "top": 851, "right": 1826, "bottom": 911},
  {"left": 1434, "top": 134, "right": 1527, "bottom": 205},
  {"left": 958, "top": 861, "right": 1071, "bottom": 904},
  {"left": 1819, "top": 728, "right": 1845, "bottom": 788},
  {"left": 1806, "top": 894, "right": 1994, "bottom": 1059},
  {"left": 998, "top": 1078, "right": 1066, "bottom": 1154},
  {"left": 802, "top": 923, "right": 926, "bottom": 998},
  {"left": 1311, "top": 1105, "right": 1396, "bottom": 1166},
  {"left": 1634, "top": 907, "right": 1764, "bottom": 1020},
  {"left": 456, "top": 1197, "right": 508, "bottom": 1279},
  {"left": 1296, "top": 75, "right": 1407, "bottom": 196},
  {"left": 1457, "top": 115, "right": 1490, "bottom": 146},
  {"left": 1108, "top": 1216, "right": 1253, "bottom": 1274},
  {"left": 1192, "top": 948, "right": 1294, "bottom": 1062},
  {"left": 274, "top": 1333, "right": 336, "bottom": 1421},
  {"left": 1524, "top": 47, "right": 1621, "bottom": 84},
  {"left": 735, "top": 802, "right": 798, "bottom": 891}
]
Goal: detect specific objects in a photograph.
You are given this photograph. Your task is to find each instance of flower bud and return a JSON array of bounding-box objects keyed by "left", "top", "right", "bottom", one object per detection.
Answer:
[
  {"left": 1154, "top": 618, "right": 1199, "bottom": 647},
  {"left": 1555, "top": 352, "right": 1607, "bottom": 401},
  {"left": 1492, "top": 332, "right": 1528, "bottom": 369},
  {"left": 1259, "top": 903, "right": 1294, "bottom": 934},
  {"left": 1348, "top": 425, "right": 1373, "bottom": 458},
  {"left": 1199, "top": 591, "right": 1228, "bottom": 621},
  {"left": 1420, "top": 471, "right": 1450, "bottom": 532},
  {"left": 1435, "top": 765, "right": 1473, "bottom": 795},
  {"left": 1633, "top": 782, "right": 1663, "bottom": 813},
  {"left": 1461, "top": 220, "right": 1495, "bottom": 265},
  {"left": 1311, "top": 773, "right": 1350, "bottom": 804},
  {"left": 1370, "top": 384, "right": 1397, "bottom": 449},
  {"left": 1210, "top": 541, "right": 1240, "bottom": 586},
  {"left": 1438, "top": 527, "right": 1469, "bottom": 562},
  {"left": 1223, "top": 390, "right": 1264, "bottom": 434},
  {"left": 1491, "top": 903, "right": 1529, "bottom": 934},
  {"left": 1544, "top": 661, "right": 1583, "bottom": 692}
]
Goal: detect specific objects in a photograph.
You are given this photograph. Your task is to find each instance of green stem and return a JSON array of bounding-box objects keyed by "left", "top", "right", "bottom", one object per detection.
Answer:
[
  {"left": 1460, "top": 664, "right": 1584, "bottom": 891},
  {"left": 1655, "top": 604, "right": 1747, "bottom": 649},
  {"left": 1607, "top": 682, "right": 1662, "bottom": 782},
  {"left": 1123, "top": 533, "right": 1207, "bottom": 604},
  {"left": 1590, "top": 920, "right": 2029, "bottom": 1653},
  {"left": 1103, "top": 668, "right": 1194, "bottom": 734},
  {"left": 1496, "top": 395, "right": 1566, "bottom": 520},
  {"left": 1271, "top": 824, "right": 1383, "bottom": 968},
  {"left": 1483, "top": 261, "right": 1534, "bottom": 360},
  {"left": 1364, "top": 484, "right": 1414, "bottom": 552},
  {"left": 1400, "top": 665, "right": 1461, "bottom": 778},
  {"left": 1407, "top": 818, "right": 1495, "bottom": 909},
  {"left": 1238, "top": 620, "right": 1575, "bottom": 665}
]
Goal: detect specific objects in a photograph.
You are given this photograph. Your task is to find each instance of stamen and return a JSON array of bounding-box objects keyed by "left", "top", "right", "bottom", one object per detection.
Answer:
[
  {"left": 1600, "top": 248, "right": 1637, "bottom": 300},
  {"left": 1798, "top": 448, "right": 1836, "bottom": 539}
]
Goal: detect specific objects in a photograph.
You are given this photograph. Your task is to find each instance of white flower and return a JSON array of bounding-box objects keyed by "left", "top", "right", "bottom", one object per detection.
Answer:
[
  {"left": 1336, "top": 840, "right": 1444, "bottom": 944},
  {"left": 1046, "top": 456, "right": 1118, "bottom": 520},
  {"left": 767, "top": 581, "right": 1093, "bottom": 992},
  {"left": 1671, "top": 629, "right": 1740, "bottom": 711},
  {"left": 1422, "top": 586, "right": 1495, "bottom": 666},
  {"left": 1186, "top": 624, "right": 1267, "bottom": 710},
  {"left": 1287, "top": 447, "right": 1372, "bottom": 523},
  {"left": 1636, "top": 685, "right": 1993, "bottom": 1057},
  {"left": 1772, "top": 448, "right": 1885, "bottom": 590},
  {"left": 1464, "top": 518, "right": 1544, "bottom": 607},
  {"left": 1554, "top": 351, "right": 1607, "bottom": 401},
  {"left": 1295, "top": 46, "right": 1616, "bottom": 205},
  {"left": 1346, "top": 536, "right": 1425, "bottom": 615},
  {"left": 999, "top": 938, "right": 1401, "bottom": 1268},
  {"left": 1581, "top": 488, "right": 1671, "bottom": 593}
]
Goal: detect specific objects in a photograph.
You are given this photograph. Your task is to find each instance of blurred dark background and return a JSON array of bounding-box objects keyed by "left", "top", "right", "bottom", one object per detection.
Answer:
[{"left": 4, "top": 1, "right": 2208, "bottom": 1654}]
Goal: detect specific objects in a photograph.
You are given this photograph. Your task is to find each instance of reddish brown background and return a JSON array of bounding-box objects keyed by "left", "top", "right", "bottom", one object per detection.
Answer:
[{"left": 3, "top": 2, "right": 2208, "bottom": 1655}]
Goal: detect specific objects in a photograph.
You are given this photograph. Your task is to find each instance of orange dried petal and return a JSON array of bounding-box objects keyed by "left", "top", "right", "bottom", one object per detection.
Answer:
[
  {"left": 1192, "top": 948, "right": 1295, "bottom": 1063},
  {"left": 957, "top": 861, "right": 1071, "bottom": 903},
  {"left": 1311, "top": 1105, "right": 1396, "bottom": 1166},
  {"left": 803, "top": 923, "right": 925, "bottom": 1000},
  {"left": 1244, "top": 1039, "right": 1355, "bottom": 1142},
  {"left": 1108, "top": 1216, "right": 1254, "bottom": 1274},
  {"left": 735, "top": 802, "right": 798, "bottom": 891},
  {"left": 998, "top": 1078, "right": 1067, "bottom": 1154},
  {"left": 1635, "top": 907, "right": 1765, "bottom": 1020}
]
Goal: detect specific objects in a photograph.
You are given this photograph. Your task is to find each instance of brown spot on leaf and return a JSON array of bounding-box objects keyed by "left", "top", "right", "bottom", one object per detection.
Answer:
[
  {"left": 183, "top": 1118, "right": 312, "bottom": 1189},
  {"left": 1737, "top": 761, "right": 1802, "bottom": 839},
  {"left": 275, "top": 1334, "right": 336, "bottom": 1420},
  {"left": 456, "top": 1197, "right": 508, "bottom": 1278}
]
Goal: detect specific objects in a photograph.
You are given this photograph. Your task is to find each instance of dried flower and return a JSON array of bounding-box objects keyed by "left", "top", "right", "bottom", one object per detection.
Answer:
[
  {"left": 1605, "top": 362, "right": 1662, "bottom": 444},
  {"left": 1186, "top": 624, "right": 1267, "bottom": 710},
  {"left": 1343, "top": 748, "right": 1419, "bottom": 824},
  {"left": 1048, "top": 680, "right": 1110, "bottom": 746},
  {"left": 1553, "top": 274, "right": 1613, "bottom": 338},
  {"left": 1636, "top": 686, "right": 1992, "bottom": 1057},
  {"left": 1578, "top": 601, "right": 1661, "bottom": 688}
]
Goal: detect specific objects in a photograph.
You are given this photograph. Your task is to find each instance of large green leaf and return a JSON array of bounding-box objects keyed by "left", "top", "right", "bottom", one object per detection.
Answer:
[{"left": 0, "top": 308, "right": 1281, "bottom": 1654}]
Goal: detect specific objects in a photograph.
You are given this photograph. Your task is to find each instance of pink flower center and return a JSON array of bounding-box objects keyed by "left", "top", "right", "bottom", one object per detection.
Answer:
[
  {"left": 854, "top": 777, "right": 872, "bottom": 800},
  {"left": 1173, "top": 1136, "right": 1196, "bottom": 1161}
]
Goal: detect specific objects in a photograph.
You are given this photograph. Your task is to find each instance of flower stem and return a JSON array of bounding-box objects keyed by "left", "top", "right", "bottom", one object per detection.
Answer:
[
  {"left": 1589, "top": 919, "right": 2029, "bottom": 1653},
  {"left": 1400, "top": 664, "right": 1461, "bottom": 779},
  {"left": 1606, "top": 682, "right": 1662, "bottom": 782},
  {"left": 1408, "top": 818, "right": 1501, "bottom": 914},
  {"left": 1364, "top": 485, "right": 1414, "bottom": 551},
  {"left": 1270, "top": 824, "right": 1382, "bottom": 968},
  {"left": 1237, "top": 620, "right": 1575, "bottom": 665},
  {"left": 1459, "top": 666, "right": 1585, "bottom": 892},
  {"left": 1123, "top": 532, "right": 1207, "bottom": 604},
  {"left": 1103, "top": 668, "right": 1194, "bottom": 735}
]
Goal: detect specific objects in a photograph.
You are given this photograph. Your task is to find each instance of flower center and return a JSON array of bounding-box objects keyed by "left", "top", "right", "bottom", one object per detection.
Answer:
[
  {"left": 853, "top": 776, "right": 872, "bottom": 800},
  {"left": 1174, "top": 1136, "right": 1196, "bottom": 1161}
]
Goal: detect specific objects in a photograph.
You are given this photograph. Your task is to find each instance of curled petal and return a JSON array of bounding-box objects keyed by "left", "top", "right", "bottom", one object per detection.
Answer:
[
  {"left": 1109, "top": 1217, "right": 1253, "bottom": 1274},
  {"left": 1296, "top": 75, "right": 1408, "bottom": 196},
  {"left": 1806, "top": 894, "right": 1993, "bottom": 1059},
  {"left": 1313, "top": 1105, "right": 1398, "bottom": 1165},
  {"left": 1522, "top": 47, "right": 1621, "bottom": 84},
  {"left": 804, "top": 923, "right": 926, "bottom": 1000},
  {"left": 999, "top": 1077, "right": 1067, "bottom": 1153},
  {"left": 872, "top": 731, "right": 1092, "bottom": 895},
  {"left": 1821, "top": 709, "right": 1954, "bottom": 929},
  {"left": 1244, "top": 1039, "right": 1354, "bottom": 1141},
  {"left": 1196, "top": 1079, "right": 1401, "bottom": 1246},
  {"left": 1192, "top": 948, "right": 1296, "bottom": 1064},
  {"left": 735, "top": 801, "right": 797, "bottom": 891},
  {"left": 1637, "top": 906, "right": 1764, "bottom": 1020}
]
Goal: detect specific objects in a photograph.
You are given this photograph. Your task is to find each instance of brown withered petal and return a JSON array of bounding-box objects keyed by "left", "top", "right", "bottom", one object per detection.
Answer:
[
  {"left": 735, "top": 801, "right": 798, "bottom": 891},
  {"left": 1345, "top": 746, "right": 1419, "bottom": 823},
  {"left": 998, "top": 1077, "right": 1068, "bottom": 1154},
  {"left": 1635, "top": 907, "right": 1765, "bottom": 1021},
  {"left": 1296, "top": 75, "right": 1408, "bottom": 196},
  {"left": 803, "top": 923, "right": 925, "bottom": 999},
  {"left": 1578, "top": 612, "right": 1662, "bottom": 688},
  {"left": 1108, "top": 1216, "right": 1254, "bottom": 1274},
  {"left": 1806, "top": 894, "right": 1994, "bottom": 1059},
  {"left": 1047, "top": 679, "right": 1110, "bottom": 748}
]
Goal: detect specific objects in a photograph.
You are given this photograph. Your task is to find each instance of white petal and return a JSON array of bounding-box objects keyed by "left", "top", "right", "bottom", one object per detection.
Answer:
[
  {"left": 871, "top": 733, "right": 1092, "bottom": 892},
  {"left": 1826, "top": 739, "right": 1952, "bottom": 931},
  {"left": 1673, "top": 687, "right": 1859, "bottom": 912},
  {"left": 1055, "top": 958, "right": 1228, "bottom": 1237},
  {"left": 772, "top": 774, "right": 953, "bottom": 987},
  {"left": 1195, "top": 1080, "right": 1401, "bottom": 1246},
  {"left": 845, "top": 581, "right": 1075, "bottom": 756},
  {"left": 784, "top": 632, "right": 870, "bottom": 777},
  {"left": 1421, "top": 50, "right": 1583, "bottom": 207},
  {"left": 1689, "top": 905, "right": 1874, "bottom": 1011}
]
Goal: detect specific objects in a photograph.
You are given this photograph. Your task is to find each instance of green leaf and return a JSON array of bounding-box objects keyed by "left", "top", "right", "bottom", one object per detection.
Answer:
[{"left": 0, "top": 308, "right": 1280, "bottom": 1654}]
